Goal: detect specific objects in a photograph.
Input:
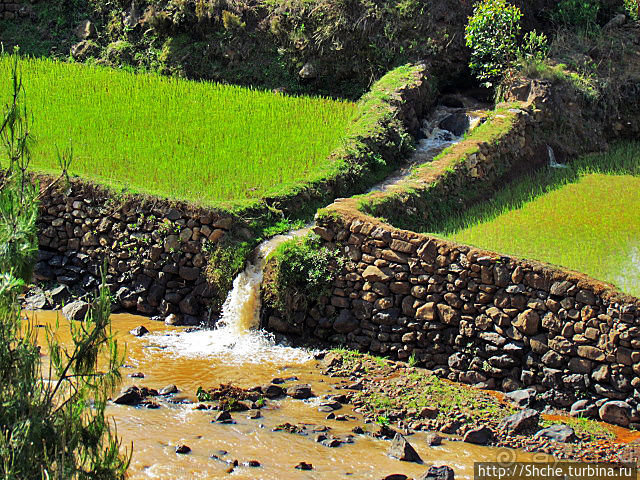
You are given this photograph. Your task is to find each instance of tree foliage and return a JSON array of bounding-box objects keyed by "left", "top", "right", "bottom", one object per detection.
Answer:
[
  {"left": 0, "top": 52, "right": 129, "bottom": 480},
  {"left": 465, "top": 0, "right": 522, "bottom": 86}
]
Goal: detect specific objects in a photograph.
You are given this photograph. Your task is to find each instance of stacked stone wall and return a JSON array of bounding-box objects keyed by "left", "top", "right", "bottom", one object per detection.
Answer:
[
  {"left": 265, "top": 211, "right": 640, "bottom": 425},
  {"left": 35, "top": 178, "right": 242, "bottom": 323},
  {"left": 0, "top": 0, "right": 30, "bottom": 20},
  {"left": 261, "top": 76, "right": 640, "bottom": 427}
]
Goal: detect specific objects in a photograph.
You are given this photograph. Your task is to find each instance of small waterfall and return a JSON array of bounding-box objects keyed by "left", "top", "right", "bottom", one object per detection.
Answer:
[
  {"left": 150, "top": 97, "right": 485, "bottom": 363},
  {"left": 149, "top": 228, "right": 312, "bottom": 364},
  {"left": 548, "top": 145, "right": 568, "bottom": 169}
]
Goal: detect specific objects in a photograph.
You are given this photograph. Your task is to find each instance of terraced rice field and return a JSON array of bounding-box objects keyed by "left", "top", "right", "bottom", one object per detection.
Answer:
[
  {"left": 0, "top": 54, "right": 355, "bottom": 205},
  {"left": 440, "top": 142, "right": 640, "bottom": 297}
]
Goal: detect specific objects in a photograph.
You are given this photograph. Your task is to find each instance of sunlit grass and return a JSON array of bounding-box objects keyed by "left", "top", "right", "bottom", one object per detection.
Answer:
[
  {"left": 439, "top": 142, "right": 640, "bottom": 297},
  {"left": 0, "top": 54, "right": 355, "bottom": 206}
]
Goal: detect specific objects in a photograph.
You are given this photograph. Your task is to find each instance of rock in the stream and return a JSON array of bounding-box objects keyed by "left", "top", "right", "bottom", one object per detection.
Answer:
[
  {"left": 159, "top": 384, "right": 178, "bottom": 395},
  {"left": 24, "top": 290, "right": 47, "bottom": 310},
  {"left": 47, "top": 285, "right": 70, "bottom": 306},
  {"left": 505, "top": 388, "right": 536, "bottom": 408},
  {"left": 439, "top": 113, "right": 470, "bottom": 136},
  {"left": 372, "top": 424, "right": 397, "bottom": 439},
  {"left": 425, "top": 433, "right": 443, "bottom": 446},
  {"left": 62, "top": 301, "right": 89, "bottom": 321},
  {"left": 129, "top": 372, "right": 144, "bottom": 378},
  {"left": 113, "top": 386, "right": 143, "bottom": 405},
  {"left": 498, "top": 409, "right": 540, "bottom": 434},
  {"left": 175, "top": 445, "right": 191, "bottom": 454},
  {"left": 599, "top": 400, "right": 632, "bottom": 427},
  {"left": 261, "top": 384, "right": 284, "bottom": 399},
  {"left": 212, "top": 411, "right": 234, "bottom": 424},
  {"left": 286, "top": 384, "right": 314, "bottom": 399},
  {"left": 247, "top": 409, "right": 262, "bottom": 419},
  {"left": 318, "top": 400, "right": 342, "bottom": 411},
  {"left": 295, "top": 462, "right": 313, "bottom": 470},
  {"left": 463, "top": 426, "right": 494, "bottom": 445},
  {"left": 113, "top": 386, "right": 158, "bottom": 405},
  {"left": 419, "top": 465, "right": 455, "bottom": 480},
  {"left": 388, "top": 433, "right": 422, "bottom": 463},
  {"left": 534, "top": 424, "right": 577, "bottom": 443},
  {"left": 130, "top": 325, "right": 149, "bottom": 337},
  {"left": 164, "top": 313, "right": 182, "bottom": 326},
  {"left": 382, "top": 475, "right": 409, "bottom": 480}
]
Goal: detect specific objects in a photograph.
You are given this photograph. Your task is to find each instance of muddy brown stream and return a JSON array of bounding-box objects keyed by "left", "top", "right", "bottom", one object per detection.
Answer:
[{"left": 28, "top": 310, "right": 547, "bottom": 480}]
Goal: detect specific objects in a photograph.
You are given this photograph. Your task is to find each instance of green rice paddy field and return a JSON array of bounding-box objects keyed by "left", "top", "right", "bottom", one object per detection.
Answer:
[
  {"left": 0, "top": 55, "right": 355, "bottom": 205},
  {"left": 440, "top": 142, "right": 640, "bottom": 297}
]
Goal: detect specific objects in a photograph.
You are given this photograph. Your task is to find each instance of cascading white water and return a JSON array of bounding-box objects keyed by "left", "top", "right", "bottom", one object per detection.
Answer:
[
  {"left": 548, "top": 145, "right": 568, "bottom": 169},
  {"left": 148, "top": 228, "right": 312, "bottom": 364},
  {"left": 367, "top": 105, "right": 485, "bottom": 194}
]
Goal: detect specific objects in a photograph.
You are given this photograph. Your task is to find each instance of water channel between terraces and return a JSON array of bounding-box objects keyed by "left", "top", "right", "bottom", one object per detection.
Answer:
[{"left": 29, "top": 99, "right": 550, "bottom": 479}]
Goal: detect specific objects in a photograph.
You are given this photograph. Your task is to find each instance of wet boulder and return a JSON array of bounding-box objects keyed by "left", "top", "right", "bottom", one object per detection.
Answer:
[
  {"left": 261, "top": 384, "right": 284, "bottom": 399},
  {"left": 388, "top": 433, "right": 422, "bottom": 463},
  {"left": 420, "top": 465, "right": 455, "bottom": 480},
  {"left": 212, "top": 410, "right": 234, "bottom": 424},
  {"left": 130, "top": 325, "right": 149, "bottom": 337},
  {"left": 286, "top": 384, "right": 314, "bottom": 400},
  {"left": 175, "top": 445, "right": 191, "bottom": 454},
  {"left": 159, "top": 384, "right": 179, "bottom": 395},
  {"left": 438, "top": 113, "right": 469, "bottom": 136},
  {"left": 113, "top": 386, "right": 157, "bottom": 405},
  {"left": 463, "top": 426, "right": 494, "bottom": 445},
  {"left": 62, "top": 300, "right": 89, "bottom": 321},
  {"left": 425, "top": 433, "right": 443, "bottom": 446}
]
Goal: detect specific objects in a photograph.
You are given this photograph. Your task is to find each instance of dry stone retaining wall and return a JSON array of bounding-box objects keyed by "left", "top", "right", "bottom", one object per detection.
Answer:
[
  {"left": 267, "top": 212, "right": 640, "bottom": 426},
  {"left": 35, "top": 178, "right": 241, "bottom": 323},
  {"left": 0, "top": 0, "right": 30, "bottom": 20}
]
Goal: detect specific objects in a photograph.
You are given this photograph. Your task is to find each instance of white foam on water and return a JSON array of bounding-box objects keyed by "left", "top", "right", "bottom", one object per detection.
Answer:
[{"left": 147, "top": 228, "right": 313, "bottom": 365}]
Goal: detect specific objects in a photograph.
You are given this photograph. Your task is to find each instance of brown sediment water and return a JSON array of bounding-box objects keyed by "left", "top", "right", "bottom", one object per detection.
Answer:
[{"left": 29, "top": 310, "right": 548, "bottom": 480}]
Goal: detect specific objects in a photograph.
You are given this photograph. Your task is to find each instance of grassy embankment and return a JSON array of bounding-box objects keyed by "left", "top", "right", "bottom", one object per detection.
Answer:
[
  {"left": 0, "top": 54, "right": 355, "bottom": 207},
  {"left": 331, "top": 349, "right": 615, "bottom": 444},
  {"left": 434, "top": 142, "right": 640, "bottom": 297}
]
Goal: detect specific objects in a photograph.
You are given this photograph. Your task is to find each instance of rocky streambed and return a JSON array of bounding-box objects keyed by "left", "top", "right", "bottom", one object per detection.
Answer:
[{"left": 27, "top": 310, "right": 640, "bottom": 480}]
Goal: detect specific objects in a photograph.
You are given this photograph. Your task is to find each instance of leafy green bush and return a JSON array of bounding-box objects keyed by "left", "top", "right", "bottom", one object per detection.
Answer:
[
  {"left": 624, "top": 0, "right": 639, "bottom": 20},
  {"left": 264, "top": 233, "right": 341, "bottom": 317},
  {"left": 465, "top": 0, "right": 522, "bottom": 86},
  {"left": 551, "top": 0, "right": 600, "bottom": 29},
  {"left": 518, "top": 30, "right": 549, "bottom": 62}
]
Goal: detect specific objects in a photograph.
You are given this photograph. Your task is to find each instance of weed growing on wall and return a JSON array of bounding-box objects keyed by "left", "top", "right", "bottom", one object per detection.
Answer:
[{"left": 263, "top": 233, "right": 342, "bottom": 319}]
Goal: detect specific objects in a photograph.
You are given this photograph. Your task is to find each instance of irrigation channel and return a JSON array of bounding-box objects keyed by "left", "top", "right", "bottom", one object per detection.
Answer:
[{"left": 31, "top": 99, "right": 546, "bottom": 479}]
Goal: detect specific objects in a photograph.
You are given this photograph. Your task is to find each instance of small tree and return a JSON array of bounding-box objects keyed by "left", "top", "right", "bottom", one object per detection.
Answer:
[
  {"left": 0, "top": 50, "right": 130, "bottom": 479},
  {"left": 465, "top": 0, "right": 522, "bottom": 87}
]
